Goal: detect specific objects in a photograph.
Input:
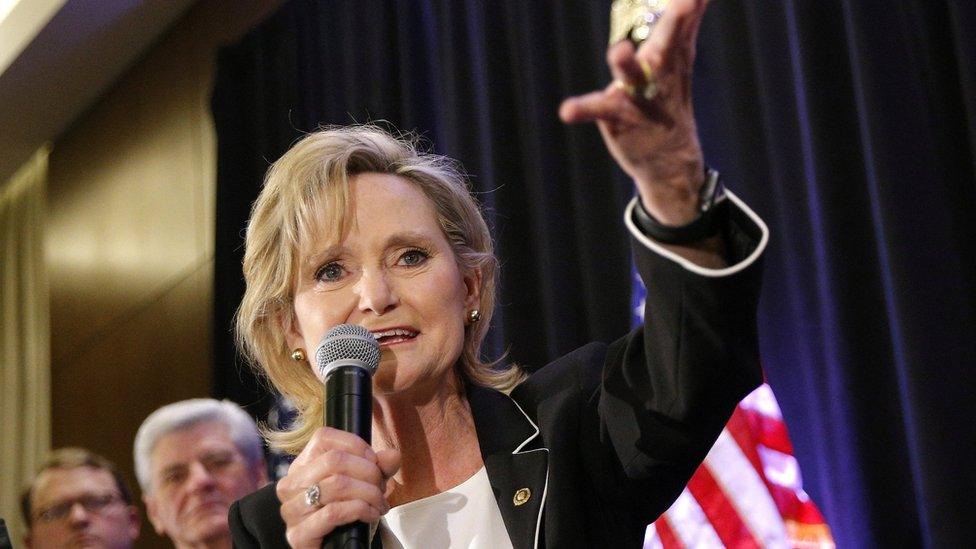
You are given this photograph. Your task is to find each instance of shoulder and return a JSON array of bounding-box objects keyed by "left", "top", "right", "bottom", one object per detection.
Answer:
[
  {"left": 511, "top": 340, "right": 611, "bottom": 416},
  {"left": 229, "top": 482, "right": 288, "bottom": 548}
]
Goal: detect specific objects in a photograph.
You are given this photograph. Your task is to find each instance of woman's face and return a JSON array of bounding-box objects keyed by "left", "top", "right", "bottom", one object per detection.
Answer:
[{"left": 284, "top": 173, "right": 480, "bottom": 394}]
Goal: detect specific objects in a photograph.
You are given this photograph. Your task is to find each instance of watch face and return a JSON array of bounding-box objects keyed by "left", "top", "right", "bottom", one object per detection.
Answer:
[{"left": 701, "top": 169, "right": 726, "bottom": 213}]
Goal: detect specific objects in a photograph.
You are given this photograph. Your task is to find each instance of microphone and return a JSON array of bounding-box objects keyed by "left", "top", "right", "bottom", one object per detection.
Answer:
[
  {"left": 0, "top": 518, "right": 12, "bottom": 549},
  {"left": 314, "top": 324, "right": 380, "bottom": 549}
]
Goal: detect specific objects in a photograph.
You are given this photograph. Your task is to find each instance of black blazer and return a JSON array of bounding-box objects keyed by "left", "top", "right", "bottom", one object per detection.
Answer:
[{"left": 229, "top": 193, "right": 767, "bottom": 548}]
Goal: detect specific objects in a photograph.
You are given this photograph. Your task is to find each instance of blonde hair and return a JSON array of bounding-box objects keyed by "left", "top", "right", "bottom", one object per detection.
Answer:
[{"left": 235, "top": 125, "right": 524, "bottom": 454}]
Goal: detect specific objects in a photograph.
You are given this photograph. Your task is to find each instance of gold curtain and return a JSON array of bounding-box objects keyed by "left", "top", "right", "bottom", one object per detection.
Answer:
[{"left": 0, "top": 147, "right": 51, "bottom": 541}]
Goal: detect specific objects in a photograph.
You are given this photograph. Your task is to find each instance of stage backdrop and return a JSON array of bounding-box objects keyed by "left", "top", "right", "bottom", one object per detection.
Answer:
[{"left": 210, "top": 1, "right": 976, "bottom": 547}]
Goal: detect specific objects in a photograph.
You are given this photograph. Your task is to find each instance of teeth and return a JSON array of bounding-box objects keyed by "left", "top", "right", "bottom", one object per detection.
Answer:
[{"left": 371, "top": 328, "right": 417, "bottom": 339}]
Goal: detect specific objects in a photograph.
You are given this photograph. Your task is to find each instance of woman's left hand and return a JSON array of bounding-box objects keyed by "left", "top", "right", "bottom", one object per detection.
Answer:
[{"left": 560, "top": 0, "right": 710, "bottom": 227}]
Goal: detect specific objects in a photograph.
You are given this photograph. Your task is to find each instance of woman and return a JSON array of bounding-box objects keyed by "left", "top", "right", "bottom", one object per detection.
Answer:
[{"left": 230, "top": 1, "right": 767, "bottom": 547}]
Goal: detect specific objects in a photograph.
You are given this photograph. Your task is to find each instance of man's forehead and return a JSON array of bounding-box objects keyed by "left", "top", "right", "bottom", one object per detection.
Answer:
[
  {"left": 151, "top": 421, "right": 239, "bottom": 469},
  {"left": 33, "top": 466, "right": 116, "bottom": 505}
]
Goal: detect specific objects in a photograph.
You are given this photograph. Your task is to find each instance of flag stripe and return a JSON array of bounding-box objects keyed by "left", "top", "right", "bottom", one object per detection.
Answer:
[
  {"left": 662, "top": 489, "right": 725, "bottom": 548},
  {"left": 649, "top": 516, "right": 684, "bottom": 549},
  {"left": 725, "top": 407, "right": 767, "bottom": 478},
  {"left": 757, "top": 444, "right": 803, "bottom": 492},
  {"left": 738, "top": 383, "right": 783, "bottom": 419},
  {"left": 726, "top": 399, "right": 821, "bottom": 528},
  {"left": 722, "top": 414, "right": 805, "bottom": 525},
  {"left": 686, "top": 466, "right": 761, "bottom": 548},
  {"left": 705, "top": 431, "right": 792, "bottom": 547},
  {"left": 740, "top": 407, "right": 795, "bottom": 454},
  {"left": 644, "top": 524, "right": 664, "bottom": 549}
]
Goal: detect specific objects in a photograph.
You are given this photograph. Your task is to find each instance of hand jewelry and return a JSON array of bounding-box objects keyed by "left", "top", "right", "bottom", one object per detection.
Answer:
[
  {"left": 609, "top": 0, "right": 670, "bottom": 100},
  {"left": 304, "top": 484, "right": 322, "bottom": 508}
]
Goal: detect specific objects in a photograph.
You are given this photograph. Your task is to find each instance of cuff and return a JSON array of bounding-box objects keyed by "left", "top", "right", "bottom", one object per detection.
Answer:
[{"left": 623, "top": 189, "right": 769, "bottom": 278}]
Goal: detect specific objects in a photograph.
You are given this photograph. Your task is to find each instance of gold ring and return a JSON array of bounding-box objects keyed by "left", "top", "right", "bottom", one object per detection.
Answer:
[
  {"left": 613, "top": 79, "right": 637, "bottom": 98},
  {"left": 638, "top": 58, "right": 654, "bottom": 81},
  {"left": 641, "top": 79, "right": 659, "bottom": 101},
  {"left": 637, "top": 59, "right": 658, "bottom": 100}
]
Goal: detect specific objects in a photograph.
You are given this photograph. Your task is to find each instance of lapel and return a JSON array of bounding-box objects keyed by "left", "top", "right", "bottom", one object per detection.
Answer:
[{"left": 467, "top": 384, "right": 550, "bottom": 549}]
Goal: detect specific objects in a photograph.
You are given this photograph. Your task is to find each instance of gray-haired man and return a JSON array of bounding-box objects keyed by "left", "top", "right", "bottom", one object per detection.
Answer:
[{"left": 134, "top": 399, "right": 268, "bottom": 549}]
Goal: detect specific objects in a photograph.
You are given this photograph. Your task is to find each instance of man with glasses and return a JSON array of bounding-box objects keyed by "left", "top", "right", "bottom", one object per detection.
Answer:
[
  {"left": 20, "top": 448, "right": 140, "bottom": 548},
  {"left": 134, "top": 399, "right": 268, "bottom": 549}
]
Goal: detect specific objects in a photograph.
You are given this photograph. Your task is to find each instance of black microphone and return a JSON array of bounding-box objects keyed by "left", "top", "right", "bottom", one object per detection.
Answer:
[
  {"left": 0, "top": 518, "right": 12, "bottom": 549},
  {"left": 314, "top": 324, "right": 380, "bottom": 549}
]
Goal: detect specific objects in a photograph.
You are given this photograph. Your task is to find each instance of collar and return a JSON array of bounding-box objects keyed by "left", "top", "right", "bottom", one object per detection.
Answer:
[{"left": 467, "top": 384, "right": 550, "bottom": 549}]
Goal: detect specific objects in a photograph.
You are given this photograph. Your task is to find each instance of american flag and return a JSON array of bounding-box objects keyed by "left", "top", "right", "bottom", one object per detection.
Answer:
[{"left": 633, "top": 270, "right": 835, "bottom": 548}]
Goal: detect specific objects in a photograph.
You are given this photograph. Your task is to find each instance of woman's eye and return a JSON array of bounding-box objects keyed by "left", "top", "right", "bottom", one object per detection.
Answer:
[
  {"left": 399, "top": 249, "right": 429, "bottom": 266},
  {"left": 316, "top": 262, "right": 345, "bottom": 282}
]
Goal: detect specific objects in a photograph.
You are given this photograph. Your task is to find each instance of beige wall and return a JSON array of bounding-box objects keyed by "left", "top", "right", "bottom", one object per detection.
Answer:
[{"left": 42, "top": 1, "right": 277, "bottom": 546}]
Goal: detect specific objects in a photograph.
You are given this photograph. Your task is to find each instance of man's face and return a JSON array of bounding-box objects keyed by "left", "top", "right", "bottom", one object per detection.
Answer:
[
  {"left": 144, "top": 421, "right": 266, "bottom": 547},
  {"left": 26, "top": 466, "right": 139, "bottom": 549}
]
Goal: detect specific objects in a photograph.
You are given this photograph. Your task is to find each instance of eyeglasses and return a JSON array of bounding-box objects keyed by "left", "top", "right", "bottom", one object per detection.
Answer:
[{"left": 36, "top": 493, "right": 124, "bottom": 523}]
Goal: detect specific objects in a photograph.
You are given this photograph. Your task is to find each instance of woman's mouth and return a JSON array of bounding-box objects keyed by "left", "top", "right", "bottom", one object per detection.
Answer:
[{"left": 371, "top": 328, "right": 418, "bottom": 347}]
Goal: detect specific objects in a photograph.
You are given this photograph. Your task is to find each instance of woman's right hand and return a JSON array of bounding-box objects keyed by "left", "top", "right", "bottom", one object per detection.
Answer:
[{"left": 276, "top": 427, "right": 401, "bottom": 549}]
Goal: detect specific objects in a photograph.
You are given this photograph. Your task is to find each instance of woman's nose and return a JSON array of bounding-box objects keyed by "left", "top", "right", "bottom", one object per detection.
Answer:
[{"left": 355, "top": 269, "right": 398, "bottom": 315}]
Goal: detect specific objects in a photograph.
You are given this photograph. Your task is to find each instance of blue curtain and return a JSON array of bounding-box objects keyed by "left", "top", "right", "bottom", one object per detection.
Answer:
[
  {"left": 694, "top": 3, "right": 975, "bottom": 546},
  {"left": 211, "top": 1, "right": 976, "bottom": 546}
]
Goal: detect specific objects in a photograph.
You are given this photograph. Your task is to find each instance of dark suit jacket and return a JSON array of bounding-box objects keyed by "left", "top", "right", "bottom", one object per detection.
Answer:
[{"left": 229, "top": 193, "right": 767, "bottom": 548}]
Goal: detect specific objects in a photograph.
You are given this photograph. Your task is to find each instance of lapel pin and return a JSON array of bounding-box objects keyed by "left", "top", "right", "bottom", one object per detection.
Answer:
[{"left": 513, "top": 487, "right": 531, "bottom": 506}]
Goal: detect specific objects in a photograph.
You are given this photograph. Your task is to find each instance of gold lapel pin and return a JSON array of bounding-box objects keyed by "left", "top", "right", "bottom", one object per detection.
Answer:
[{"left": 513, "top": 487, "right": 531, "bottom": 506}]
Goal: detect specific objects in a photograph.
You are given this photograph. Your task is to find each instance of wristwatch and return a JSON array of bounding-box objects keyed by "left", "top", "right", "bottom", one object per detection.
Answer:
[{"left": 631, "top": 167, "right": 727, "bottom": 245}]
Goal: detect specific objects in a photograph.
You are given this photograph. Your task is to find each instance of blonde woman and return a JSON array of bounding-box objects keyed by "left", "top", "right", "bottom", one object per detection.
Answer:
[{"left": 230, "top": 1, "right": 768, "bottom": 547}]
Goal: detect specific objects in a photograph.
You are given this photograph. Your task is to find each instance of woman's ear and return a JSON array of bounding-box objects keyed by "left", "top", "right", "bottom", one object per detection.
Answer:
[
  {"left": 463, "top": 266, "right": 483, "bottom": 310},
  {"left": 279, "top": 308, "right": 305, "bottom": 353}
]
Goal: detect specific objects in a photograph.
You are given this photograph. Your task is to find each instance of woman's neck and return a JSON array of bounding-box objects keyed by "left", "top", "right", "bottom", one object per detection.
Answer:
[{"left": 370, "top": 375, "right": 483, "bottom": 507}]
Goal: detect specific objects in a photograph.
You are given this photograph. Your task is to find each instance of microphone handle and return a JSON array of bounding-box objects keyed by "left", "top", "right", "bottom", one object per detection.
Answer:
[
  {"left": 0, "top": 518, "right": 12, "bottom": 549},
  {"left": 323, "top": 366, "right": 373, "bottom": 549}
]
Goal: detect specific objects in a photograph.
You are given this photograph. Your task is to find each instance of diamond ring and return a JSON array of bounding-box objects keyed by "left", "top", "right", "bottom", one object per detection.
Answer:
[{"left": 304, "top": 484, "right": 321, "bottom": 508}]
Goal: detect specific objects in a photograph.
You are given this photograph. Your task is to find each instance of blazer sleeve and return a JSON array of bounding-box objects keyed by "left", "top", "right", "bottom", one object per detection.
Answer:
[
  {"left": 602, "top": 190, "right": 768, "bottom": 478},
  {"left": 593, "top": 190, "right": 768, "bottom": 520},
  {"left": 229, "top": 482, "right": 289, "bottom": 548}
]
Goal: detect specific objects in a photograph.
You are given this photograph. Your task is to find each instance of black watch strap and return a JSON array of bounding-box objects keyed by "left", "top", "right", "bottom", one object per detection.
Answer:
[{"left": 631, "top": 168, "right": 727, "bottom": 245}]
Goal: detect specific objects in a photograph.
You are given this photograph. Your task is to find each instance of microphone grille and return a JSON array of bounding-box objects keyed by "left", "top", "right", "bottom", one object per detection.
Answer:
[{"left": 314, "top": 324, "right": 380, "bottom": 382}]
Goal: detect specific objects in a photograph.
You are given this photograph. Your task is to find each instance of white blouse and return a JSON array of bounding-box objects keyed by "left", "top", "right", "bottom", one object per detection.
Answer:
[{"left": 379, "top": 466, "right": 514, "bottom": 548}]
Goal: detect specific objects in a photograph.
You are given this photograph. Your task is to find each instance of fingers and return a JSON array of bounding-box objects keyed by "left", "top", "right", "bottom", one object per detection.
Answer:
[
  {"left": 638, "top": 0, "right": 708, "bottom": 75},
  {"left": 562, "top": 0, "right": 709, "bottom": 125},
  {"left": 291, "top": 449, "right": 386, "bottom": 493},
  {"left": 276, "top": 427, "right": 391, "bottom": 548},
  {"left": 376, "top": 448, "right": 401, "bottom": 480},
  {"left": 607, "top": 40, "right": 644, "bottom": 89},
  {"left": 280, "top": 469, "right": 389, "bottom": 523},
  {"left": 278, "top": 429, "right": 386, "bottom": 505},
  {"left": 292, "top": 427, "right": 375, "bottom": 468},
  {"left": 285, "top": 500, "right": 382, "bottom": 549},
  {"left": 559, "top": 86, "right": 632, "bottom": 124},
  {"left": 561, "top": 41, "right": 643, "bottom": 123}
]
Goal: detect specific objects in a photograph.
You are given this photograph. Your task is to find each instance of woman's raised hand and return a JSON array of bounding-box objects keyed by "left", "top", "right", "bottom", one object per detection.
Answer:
[
  {"left": 560, "top": 0, "right": 710, "bottom": 227},
  {"left": 276, "top": 427, "right": 401, "bottom": 549}
]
